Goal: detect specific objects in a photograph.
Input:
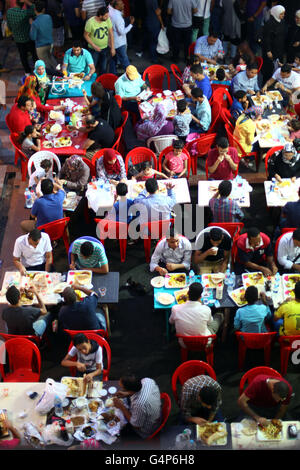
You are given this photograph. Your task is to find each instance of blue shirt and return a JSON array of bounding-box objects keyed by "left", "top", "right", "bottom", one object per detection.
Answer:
[
  {"left": 32, "top": 190, "right": 65, "bottom": 228},
  {"left": 231, "top": 70, "right": 259, "bottom": 94},
  {"left": 234, "top": 303, "right": 272, "bottom": 333},
  {"left": 195, "top": 75, "right": 212, "bottom": 100},
  {"left": 134, "top": 188, "right": 176, "bottom": 227},
  {"left": 230, "top": 97, "right": 245, "bottom": 122},
  {"left": 63, "top": 47, "right": 94, "bottom": 75},
  {"left": 58, "top": 293, "right": 102, "bottom": 330},
  {"left": 30, "top": 14, "right": 53, "bottom": 47},
  {"left": 194, "top": 96, "right": 211, "bottom": 131},
  {"left": 111, "top": 198, "right": 135, "bottom": 223}
]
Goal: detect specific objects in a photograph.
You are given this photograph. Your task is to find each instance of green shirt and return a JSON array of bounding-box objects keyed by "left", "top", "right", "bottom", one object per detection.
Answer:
[
  {"left": 72, "top": 239, "right": 108, "bottom": 269},
  {"left": 7, "top": 5, "right": 35, "bottom": 43},
  {"left": 85, "top": 16, "right": 112, "bottom": 50}
]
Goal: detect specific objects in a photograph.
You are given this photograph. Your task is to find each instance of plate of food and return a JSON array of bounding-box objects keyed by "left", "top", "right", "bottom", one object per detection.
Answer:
[
  {"left": 50, "top": 123, "right": 62, "bottom": 135},
  {"left": 283, "top": 274, "right": 300, "bottom": 297},
  {"left": 241, "top": 418, "right": 258, "bottom": 436},
  {"left": 266, "top": 90, "right": 283, "bottom": 101},
  {"left": 53, "top": 281, "right": 69, "bottom": 294},
  {"left": 151, "top": 276, "right": 165, "bottom": 288},
  {"left": 61, "top": 377, "right": 87, "bottom": 398},
  {"left": 67, "top": 270, "right": 93, "bottom": 297},
  {"left": 70, "top": 72, "right": 85, "bottom": 80},
  {"left": 156, "top": 292, "right": 175, "bottom": 306},
  {"left": 268, "top": 114, "right": 280, "bottom": 122},
  {"left": 257, "top": 119, "right": 271, "bottom": 132},
  {"left": 20, "top": 289, "right": 36, "bottom": 305},
  {"left": 43, "top": 141, "right": 53, "bottom": 149},
  {"left": 49, "top": 110, "right": 64, "bottom": 121},
  {"left": 202, "top": 273, "right": 225, "bottom": 288},
  {"left": 165, "top": 273, "right": 187, "bottom": 289},
  {"left": 23, "top": 272, "right": 50, "bottom": 293},
  {"left": 229, "top": 287, "right": 247, "bottom": 307},
  {"left": 174, "top": 288, "right": 189, "bottom": 304},
  {"left": 196, "top": 423, "right": 228, "bottom": 446},
  {"left": 242, "top": 272, "right": 265, "bottom": 287},
  {"left": 163, "top": 90, "right": 172, "bottom": 97},
  {"left": 257, "top": 419, "right": 283, "bottom": 441},
  {"left": 54, "top": 136, "right": 72, "bottom": 148},
  {"left": 252, "top": 94, "right": 268, "bottom": 106}
]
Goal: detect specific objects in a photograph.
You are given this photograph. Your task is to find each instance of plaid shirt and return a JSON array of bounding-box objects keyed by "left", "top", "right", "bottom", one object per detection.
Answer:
[
  {"left": 7, "top": 5, "right": 35, "bottom": 43},
  {"left": 194, "top": 35, "right": 223, "bottom": 59},
  {"left": 129, "top": 378, "right": 162, "bottom": 438},
  {"left": 209, "top": 197, "right": 244, "bottom": 223},
  {"left": 181, "top": 375, "right": 222, "bottom": 418},
  {"left": 72, "top": 239, "right": 108, "bottom": 269}
]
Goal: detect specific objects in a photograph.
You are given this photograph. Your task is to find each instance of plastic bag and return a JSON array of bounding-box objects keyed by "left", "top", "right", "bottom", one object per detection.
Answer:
[
  {"left": 1, "top": 20, "right": 12, "bottom": 38},
  {"left": 35, "top": 378, "right": 67, "bottom": 415},
  {"left": 23, "top": 423, "right": 46, "bottom": 449},
  {"left": 156, "top": 28, "right": 169, "bottom": 55},
  {"left": 42, "top": 423, "right": 74, "bottom": 447}
]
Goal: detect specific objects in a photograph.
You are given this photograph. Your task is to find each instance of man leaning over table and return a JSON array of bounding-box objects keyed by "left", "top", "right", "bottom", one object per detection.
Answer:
[
  {"left": 114, "top": 65, "right": 148, "bottom": 115},
  {"left": 273, "top": 281, "right": 300, "bottom": 336},
  {"left": 70, "top": 238, "right": 109, "bottom": 274},
  {"left": 13, "top": 228, "right": 53, "bottom": 274},
  {"left": 62, "top": 40, "right": 96, "bottom": 80},
  {"left": 150, "top": 228, "right": 192, "bottom": 276},
  {"left": 194, "top": 30, "right": 224, "bottom": 65},
  {"left": 231, "top": 63, "right": 260, "bottom": 96},
  {"left": 262, "top": 63, "right": 300, "bottom": 107},
  {"left": 276, "top": 228, "right": 300, "bottom": 274},
  {"left": 238, "top": 374, "right": 294, "bottom": 425},
  {"left": 209, "top": 180, "right": 244, "bottom": 223}
]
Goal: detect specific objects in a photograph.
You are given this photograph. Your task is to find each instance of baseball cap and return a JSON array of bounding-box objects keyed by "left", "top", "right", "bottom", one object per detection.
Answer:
[{"left": 126, "top": 65, "right": 139, "bottom": 80}]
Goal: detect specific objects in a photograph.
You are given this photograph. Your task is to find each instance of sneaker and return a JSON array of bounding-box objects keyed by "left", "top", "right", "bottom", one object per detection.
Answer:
[{"left": 135, "top": 52, "right": 143, "bottom": 58}]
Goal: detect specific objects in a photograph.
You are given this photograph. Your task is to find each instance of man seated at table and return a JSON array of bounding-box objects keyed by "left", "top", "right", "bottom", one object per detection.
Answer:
[
  {"left": 70, "top": 238, "right": 109, "bottom": 274},
  {"left": 273, "top": 281, "right": 300, "bottom": 335},
  {"left": 206, "top": 137, "right": 239, "bottom": 181},
  {"left": 189, "top": 88, "right": 211, "bottom": 134},
  {"left": 13, "top": 228, "right": 53, "bottom": 274},
  {"left": 58, "top": 284, "right": 106, "bottom": 331},
  {"left": 238, "top": 374, "right": 293, "bottom": 426},
  {"left": 234, "top": 227, "right": 278, "bottom": 276},
  {"left": 231, "top": 63, "right": 260, "bottom": 96},
  {"left": 209, "top": 180, "right": 244, "bottom": 223},
  {"left": 170, "top": 282, "right": 224, "bottom": 342},
  {"left": 279, "top": 187, "right": 300, "bottom": 232},
  {"left": 112, "top": 374, "right": 162, "bottom": 439},
  {"left": 62, "top": 40, "right": 96, "bottom": 80},
  {"left": 114, "top": 65, "right": 148, "bottom": 114},
  {"left": 82, "top": 114, "right": 115, "bottom": 159},
  {"left": 180, "top": 375, "right": 223, "bottom": 425},
  {"left": 7, "top": 96, "right": 33, "bottom": 134},
  {"left": 150, "top": 228, "right": 192, "bottom": 276},
  {"left": 234, "top": 286, "right": 272, "bottom": 333},
  {"left": 262, "top": 63, "right": 300, "bottom": 105},
  {"left": 20, "top": 178, "right": 65, "bottom": 233},
  {"left": 106, "top": 182, "right": 135, "bottom": 223},
  {"left": 183, "top": 64, "right": 212, "bottom": 100},
  {"left": 193, "top": 227, "right": 231, "bottom": 274},
  {"left": 194, "top": 30, "right": 224, "bottom": 65},
  {"left": 2, "top": 285, "right": 53, "bottom": 337},
  {"left": 276, "top": 229, "right": 300, "bottom": 273}
]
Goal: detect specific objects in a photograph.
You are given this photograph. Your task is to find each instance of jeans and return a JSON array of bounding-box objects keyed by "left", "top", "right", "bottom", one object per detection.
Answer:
[
  {"left": 109, "top": 44, "right": 130, "bottom": 73},
  {"left": 96, "top": 311, "right": 107, "bottom": 330},
  {"left": 16, "top": 41, "right": 38, "bottom": 74},
  {"left": 91, "top": 47, "right": 109, "bottom": 75},
  {"left": 32, "top": 312, "right": 53, "bottom": 336},
  {"left": 145, "top": 24, "right": 161, "bottom": 61}
]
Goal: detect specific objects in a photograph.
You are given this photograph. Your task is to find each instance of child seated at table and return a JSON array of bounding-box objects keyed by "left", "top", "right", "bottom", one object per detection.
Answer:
[
  {"left": 173, "top": 99, "right": 192, "bottom": 142},
  {"left": 107, "top": 182, "right": 135, "bottom": 224},
  {"left": 28, "top": 158, "right": 53, "bottom": 190},
  {"left": 287, "top": 119, "right": 300, "bottom": 141},
  {"left": 211, "top": 67, "right": 231, "bottom": 86},
  {"left": 182, "top": 55, "right": 201, "bottom": 86},
  {"left": 29, "top": 99, "right": 43, "bottom": 129},
  {"left": 136, "top": 161, "right": 168, "bottom": 181},
  {"left": 19, "top": 125, "right": 41, "bottom": 158},
  {"left": 162, "top": 139, "right": 188, "bottom": 178},
  {"left": 292, "top": 53, "right": 300, "bottom": 74}
]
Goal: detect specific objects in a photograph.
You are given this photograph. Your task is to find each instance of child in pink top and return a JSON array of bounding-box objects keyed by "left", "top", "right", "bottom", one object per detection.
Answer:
[
  {"left": 288, "top": 119, "right": 300, "bottom": 141},
  {"left": 162, "top": 139, "right": 188, "bottom": 178},
  {"left": 136, "top": 161, "right": 168, "bottom": 181}
]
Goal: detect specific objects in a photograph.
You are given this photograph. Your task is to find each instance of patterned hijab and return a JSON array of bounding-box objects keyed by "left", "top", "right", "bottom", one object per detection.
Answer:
[
  {"left": 16, "top": 75, "right": 39, "bottom": 101},
  {"left": 62, "top": 155, "right": 85, "bottom": 181},
  {"left": 282, "top": 143, "right": 299, "bottom": 167}
]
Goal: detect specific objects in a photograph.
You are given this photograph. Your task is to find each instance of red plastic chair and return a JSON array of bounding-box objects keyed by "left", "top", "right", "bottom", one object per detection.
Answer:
[
  {"left": 211, "top": 87, "right": 233, "bottom": 109},
  {"left": 95, "top": 218, "right": 128, "bottom": 263},
  {"left": 188, "top": 42, "right": 196, "bottom": 57},
  {"left": 38, "top": 217, "right": 70, "bottom": 254},
  {"left": 115, "top": 94, "right": 122, "bottom": 108},
  {"left": 264, "top": 145, "right": 284, "bottom": 178},
  {"left": 96, "top": 73, "right": 118, "bottom": 91},
  {"left": 142, "top": 65, "right": 171, "bottom": 93},
  {"left": 0, "top": 332, "right": 43, "bottom": 347},
  {"left": 206, "top": 156, "right": 239, "bottom": 179},
  {"left": 255, "top": 56, "right": 263, "bottom": 73},
  {"left": 146, "top": 393, "right": 172, "bottom": 440},
  {"left": 239, "top": 366, "right": 282, "bottom": 395},
  {"left": 225, "top": 123, "right": 259, "bottom": 172},
  {"left": 208, "top": 222, "right": 244, "bottom": 240},
  {"left": 171, "top": 360, "right": 217, "bottom": 405},
  {"left": 176, "top": 335, "right": 217, "bottom": 367},
  {"left": 67, "top": 332, "right": 111, "bottom": 381},
  {"left": 235, "top": 331, "right": 277, "bottom": 370},
  {"left": 185, "top": 133, "right": 217, "bottom": 175},
  {"left": 112, "top": 127, "right": 123, "bottom": 152},
  {"left": 158, "top": 145, "right": 191, "bottom": 178},
  {"left": 0, "top": 338, "right": 41, "bottom": 382},
  {"left": 64, "top": 328, "right": 108, "bottom": 340},
  {"left": 82, "top": 157, "right": 96, "bottom": 179},
  {"left": 120, "top": 110, "right": 129, "bottom": 130},
  {"left": 141, "top": 219, "right": 175, "bottom": 263},
  {"left": 170, "top": 64, "right": 183, "bottom": 90},
  {"left": 281, "top": 227, "right": 297, "bottom": 234},
  {"left": 211, "top": 83, "right": 230, "bottom": 93},
  {"left": 9, "top": 133, "right": 29, "bottom": 181},
  {"left": 125, "top": 147, "right": 157, "bottom": 172},
  {"left": 279, "top": 335, "right": 300, "bottom": 376},
  {"left": 91, "top": 148, "right": 123, "bottom": 167}
]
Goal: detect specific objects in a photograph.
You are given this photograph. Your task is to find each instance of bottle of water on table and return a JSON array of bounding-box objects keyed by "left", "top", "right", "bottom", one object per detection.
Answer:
[
  {"left": 188, "top": 270, "right": 195, "bottom": 285},
  {"left": 54, "top": 395, "right": 63, "bottom": 417},
  {"left": 175, "top": 429, "right": 191, "bottom": 450},
  {"left": 24, "top": 188, "right": 33, "bottom": 208}
]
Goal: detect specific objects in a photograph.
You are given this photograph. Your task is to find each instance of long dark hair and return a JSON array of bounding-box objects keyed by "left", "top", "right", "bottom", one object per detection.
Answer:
[{"left": 19, "top": 125, "right": 35, "bottom": 144}]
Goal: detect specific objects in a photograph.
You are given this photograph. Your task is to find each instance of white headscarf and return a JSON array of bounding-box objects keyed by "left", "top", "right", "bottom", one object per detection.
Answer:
[
  {"left": 270, "top": 5, "right": 285, "bottom": 22},
  {"left": 296, "top": 10, "right": 300, "bottom": 26}
]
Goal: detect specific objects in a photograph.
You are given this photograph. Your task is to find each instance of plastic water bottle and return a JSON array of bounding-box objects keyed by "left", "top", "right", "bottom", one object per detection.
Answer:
[
  {"left": 54, "top": 395, "right": 63, "bottom": 417},
  {"left": 224, "top": 266, "right": 231, "bottom": 285},
  {"left": 24, "top": 188, "right": 33, "bottom": 208},
  {"left": 186, "top": 439, "right": 197, "bottom": 450},
  {"left": 227, "top": 274, "right": 234, "bottom": 293},
  {"left": 231, "top": 272, "right": 236, "bottom": 289},
  {"left": 188, "top": 270, "right": 195, "bottom": 285},
  {"left": 175, "top": 429, "right": 191, "bottom": 449}
]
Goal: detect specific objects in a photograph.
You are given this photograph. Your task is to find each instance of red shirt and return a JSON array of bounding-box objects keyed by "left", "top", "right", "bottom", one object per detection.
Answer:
[
  {"left": 7, "top": 103, "right": 32, "bottom": 133},
  {"left": 236, "top": 232, "right": 272, "bottom": 266},
  {"left": 244, "top": 375, "right": 293, "bottom": 408},
  {"left": 206, "top": 147, "right": 239, "bottom": 180},
  {"left": 31, "top": 95, "right": 54, "bottom": 115}
]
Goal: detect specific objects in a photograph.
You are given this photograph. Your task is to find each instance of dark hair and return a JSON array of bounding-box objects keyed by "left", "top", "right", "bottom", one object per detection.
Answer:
[
  {"left": 281, "top": 64, "right": 292, "bottom": 73},
  {"left": 177, "top": 99, "right": 188, "bottom": 113},
  {"left": 190, "top": 64, "right": 203, "bottom": 75},
  {"left": 246, "top": 63, "right": 259, "bottom": 71},
  {"left": 140, "top": 161, "right": 152, "bottom": 171},
  {"left": 294, "top": 138, "right": 300, "bottom": 153},
  {"left": 145, "top": 178, "right": 158, "bottom": 194},
  {"left": 167, "top": 226, "right": 177, "bottom": 239},
  {"left": 62, "top": 286, "right": 77, "bottom": 305},
  {"left": 6, "top": 285, "right": 20, "bottom": 305},
  {"left": 216, "top": 68, "right": 225, "bottom": 81},
  {"left": 29, "top": 228, "right": 42, "bottom": 242},
  {"left": 234, "top": 90, "right": 247, "bottom": 101},
  {"left": 216, "top": 136, "right": 229, "bottom": 148},
  {"left": 218, "top": 180, "right": 232, "bottom": 198},
  {"left": 85, "top": 115, "right": 96, "bottom": 126},
  {"left": 247, "top": 227, "right": 260, "bottom": 239},
  {"left": 120, "top": 375, "right": 142, "bottom": 392},
  {"left": 41, "top": 178, "right": 53, "bottom": 195},
  {"left": 273, "top": 381, "right": 289, "bottom": 399},
  {"left": 295, "top": 281, "right": 300, "bottom": 299},
  {"left": 97, "top": 6, "right": 109, "bottom": 16},
  {"left": 290, "top": 119, "right": 300, "bottom": 132},
  {"left": 72, "top": 40, "right": 83, "bottom": 49},
  {"left": 73, "top": 333, "right": 89, "bottom": 347},
  {"left": 245, "top": 285, "right": 259, "bottom": 305},
  {"left": 19, "top": 125, "right": 35, "bottom": 144},
  {"left": 208, "top": 29, "right": 219, "bottom": 39},
  {"left": 127, "top": 165, "right": 139, "bottom": 179},
  {"left": 188, "top": 282, "right": 203, "bottom": 301},
  {"left": 116, "top": 182, "right": 128, "bottom": 196},
  {"left": 173, "top": 139, "right": 185, "bottom": 149},
  {"left": 40, "top": 159, "right": 52, "bottom": 170},
  {"left": 292, "top": 229, "right": 300, "bottom": 242},
  {"left": 187, "top": 55, "right": 201, "bottom": 66},
  {"left": 199, "top": 385, "right": 219, "bottom": 407},
  {"left": 17, "top": 95, "right": 31, "bottom": 108},
  {"left": 80, "top": 241, "right": 94, "bottom": 257},
  {"left": 91, "top": 81, "right": 105, "bottom": 100},
  {"left": 210, "top": 227, "right": 223, "bottom": 241},
  {"left": 35, "top": 0, "right": 46, "bottom": 12},
  {"left": 191, "top": 87, "right": 204, "bottom": 99}
]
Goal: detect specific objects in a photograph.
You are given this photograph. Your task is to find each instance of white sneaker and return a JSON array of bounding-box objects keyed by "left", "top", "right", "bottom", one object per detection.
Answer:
[{"left": 135, "top": 52, "right": 143, "bottom": 58}]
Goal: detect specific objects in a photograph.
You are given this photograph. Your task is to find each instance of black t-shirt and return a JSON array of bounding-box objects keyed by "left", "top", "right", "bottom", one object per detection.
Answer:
[
  {"left": 58, "top": 293, "right": 101, "bottom": 331},
  {"left": 268, "top": 152, "right": 300, "bottom": 180},
  {"left": 200, "top": 232, "right": 232, "bottom": 261},
  {"left": 88, "top": 119, "right": 115, "bottom": 148},
  {"left": 100, "top": 92, "right": 123, "bottom": 130},
  {"left": 2, "top": 306, "right": 41, "bottom": 335}
]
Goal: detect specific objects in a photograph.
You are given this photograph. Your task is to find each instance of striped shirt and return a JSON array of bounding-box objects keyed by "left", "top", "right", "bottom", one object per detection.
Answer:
[
  {"left": 82, "top": 0, "right": 105, "bottom": 19},
  {"left": 72, "top": 239, "right": 108, "bottom": 268},
  {"left": 129, "top": 378, "right": 162, "bottom": 438},
  {"left": 181, "top": 375, "right": 222, "bottom": 419},
  {"left": 209, "top": 197, "right": 244, "bottom": 223}
]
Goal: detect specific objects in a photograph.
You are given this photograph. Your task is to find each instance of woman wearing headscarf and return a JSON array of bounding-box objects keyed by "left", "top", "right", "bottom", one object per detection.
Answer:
[
  {"left": 261, "top": 5, "right": 286, "bottom": 82},
  {"left": 83, "top": 81, "right": 122, "bottom": 130},
  {"left": 34, "top": 60, "right": 51, "bottom": 104},
  {"left": 95, "top": 148, "right": 127, "bottom": 184},
  {"left": 16, "top": 75, "right": 64, "bottom": 115},
  {"left": 58, "top": 155, "right": 90, "bottom": 194},
  {"left": 287, "top": 10, "right": 300, "bottom": 64},
  {"left": 135, "top": 103, "right": 174, "bottom": 142},
  {"left": 233, "top": 105, "right": 263, "bottom": 166},
  {"left": 268, "top": 143, "right": 300, "bottom": 181}
]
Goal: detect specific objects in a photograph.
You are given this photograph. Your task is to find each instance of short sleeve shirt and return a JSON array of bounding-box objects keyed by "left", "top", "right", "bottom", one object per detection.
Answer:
[
  {"left": 206, "top": 147, "right": 239, "bottom": 180},
  {"left": 272, "top": 69, "right": 300, "bottom": 91},
  {"left": 2, "top": 306, "right": 41, "bottom": 335},
  {"left": 164, "top": 151, "right": 188, "bottom": 173},
  {"left": 200, "top": 232, "right": 232, "bottom": 261},
  {"left": 63, "top": 48, "right": 94, "bottom": 74},
  {"left": 85, "top": 17, "right": 113, "bottom": 50},
  {"left": 31, "top": 190, "right": 65, "bottom": 227},
  {"left": 72, "top": 239, "right": 108, "bottom": 268},
  {"left": 58, "top": 293, "right": 102, "bottom": 330},
  {"left": 68, "top": 341, "right": 103, "bottom": 370},
  {"left": 244, "top": 375, "right": 293, "bottom": 407}
]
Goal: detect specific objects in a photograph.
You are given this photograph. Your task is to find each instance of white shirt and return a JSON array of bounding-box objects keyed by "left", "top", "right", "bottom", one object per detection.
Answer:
[
  {"left": 13, "top": 233, "right": 52, "bottom": 268},
  {"left": 29, "top": 168, "right": 46, "bottom": 188},
  {"left": 150, "top": 236, "right": 192, "bottom": 272},
  {"left": 277, "top": 232, "right": 300, "bottom": 270},
  {"left": 193, "top": 0, "right": 211, "bottom": 19},
  {"left": 169, "top": 300, "right": 213, "bottom": 337},
  {"left": 272, "top": 69, "right": 300, "bottom": 91},
  {"left": 109, "top": 5, "right": 133, "bottom": 49}
]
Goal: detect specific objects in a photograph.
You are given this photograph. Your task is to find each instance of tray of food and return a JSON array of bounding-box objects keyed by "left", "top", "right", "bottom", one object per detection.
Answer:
[
  {"left": 197, "top": 423, "right": 228, "bottom": 446},
  {"left": 256, "top": 119, "right": 271, "bottom": 132},
  {"left": 266, "top": 90, "right": 283, "bottom": 101},
  {"left": 257, "top": 419, "right": 283, "bottom": 441},
  {"left": 61, "top": 377, "right": 87, "bottom": 398},
  {"left": 229, "top": 286, "right": 247, "bottom": 307},
  {"left": 165, "top": 273, "right": 187, "bottom": 289},
  {"left": 21, "top": 271, "right": 51, "bottom": 293},
  {"left": 268, "top": 114, "right": 280, "bottom": 123},
  {"left": 54, "top": 136, "right": 72, "bottom": 148},
  {"left": 49, "top": 110, "right": 64, "bottom": 121},
  {"left": 242, "top": 272, "right": 265, "bottom": 288},
  {"left": 174, "top": 288, "right": 189, "bottom": 304},
  {"left": 252, "top": 94, "right": 269, "bottom": 106},
  {"left": 69, "top": 72, "right": 85, "bottom": 80},
  {"left": 67, "top": 270, "right": 92, "bottom": 288},
  {"left": 155, "top": 292, "right": 175, "bottom": 306},
  {"left": 202, "top": 273, "right": 225, "bottom": 289},
  {"left": 282, "top": 274, "right": 300, "bottom": 298}
]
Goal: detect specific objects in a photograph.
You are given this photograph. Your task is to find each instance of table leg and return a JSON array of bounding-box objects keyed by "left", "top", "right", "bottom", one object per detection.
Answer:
[
  {"left": 222, "top": 307, "right": 230, "bottom": 343},
  {"left": 103, "top": 304, "right": 111, "bottom": 336}
]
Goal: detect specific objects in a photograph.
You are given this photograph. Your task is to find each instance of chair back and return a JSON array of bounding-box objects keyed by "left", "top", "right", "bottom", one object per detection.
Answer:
[
  {"left": 96, "top": 73, "right": 118, "bottom": 90},
  {"left": 38, "top": 217, "right": 70, "bottom": 251},
  {"left": 142, "top": 65, "right": 171, "bottom": 93},
  {"left": 68, "top": 236, "right": 104, "bottom": 264},
  {"left": 219, "top": 107, "right": 233, "bottom": 127},
  {"left": 235, "top": 331, "right": 277, "bottom": 369},
  {"left": 91, "top": 148, "right": 123, "bottom": 166},
  {"left": 208, "top": 101, "right": 221, "bottom": 134},
  {"left": 195, "top": 226, "right": 231, "bottom": 251},
  {"left": 264, "top": 145, "right": 284, "bottom": 178},
  {"left": 5, "top": 113, "right": 13, "bottom": 133},
  {"left": 115, "top": 94, "right": 122, "bottom": 108},
  {"left": 281, "top": 227, "right": 297, "bottom": 234},
  {"left": 147, "top": 393, "right": 172, "bottom": 440},
  {"left": 141, "top": 219, "right": 175, "bottom": 263},
  {"left": 120, "top": 111, "right": 129, "bottom": 129},
  {"left": 147, "top": 135, "right": 178, "bottom": 155},
  {"left": 255, "top": 56, "right": 263, "bottom": 73},
  {"left": 176, "top": 335, "right": 217, "bottom": 366},
  {"left": 239, "top": 366, "right": 282, "bottom": 395},
  {"left": 274, "top": 229, "right": 296, "bottom": 264},
  {"left": 171, "top": 360, "right": 216, "bottom": 404},
  {"left": 188, "top": 42, "right": 196, "bottom": 57},
  {"left": 207, "top": 222, "right": 244, "bottom": 240},
  {"left": 112, "top": 127, "right": 123, "bottom": 151},
  {"left": 211, "top": 87, "right": 233, "bottom": 109},
  {"left": 170, "top": 64, "right": 183, "bottom": 90},
  {"left": 9, "top": 133, "right": 29, "bottom": 181},
  {"left": 125, "top": 147, "right": 157, "bottom": 172},
  {"left": 0, "top": 338, "right": 41, "bottom": 381},
  {"left": 95, "top": 218, "right": 128, "bottom": 262},
  {"left": 279, "top": 335, "right": 300, "bottom": 375},
  {"left": 64, "top": 328, "right": 108, "bottom": 340},
  {"left": 0, "top": 332, "right": 41, "bottom": 346},
  {"left": 158, "top": 145, "right": 190, "bottom": 176},
  {"left": 82, "top": 157, "right": 96, "bottom": 178},
  {"left": 27, "top": 151, "right": 61, "bottom": 177}
]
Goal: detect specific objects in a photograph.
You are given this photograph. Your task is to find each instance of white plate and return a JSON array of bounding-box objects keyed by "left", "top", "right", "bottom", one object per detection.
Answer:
[
  {"left": 108, "top": 387, "right": 117, "bottom": 395},
  {"left": 163, "top": 90, "right": 172, "bottom": 96},
  {"left": 151, "top": 276, "right": 165, "bottom": 288},
  {"left": 99, "top": 389, "right": 108, "bottom": 397},
  {"left": 156, "top": 292, "right": 174, "bottom": 306}
]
